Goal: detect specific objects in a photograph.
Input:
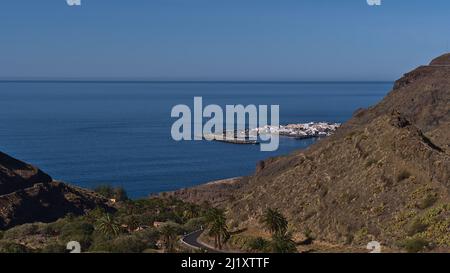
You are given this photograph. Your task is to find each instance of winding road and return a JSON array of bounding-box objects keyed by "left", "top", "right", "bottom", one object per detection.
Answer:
[{"left": 181, "top": 230, "right": 223, "bottom": 253}]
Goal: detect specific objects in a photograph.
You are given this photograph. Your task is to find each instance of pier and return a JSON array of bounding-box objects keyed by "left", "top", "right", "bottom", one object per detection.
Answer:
[{"left": 203, "top": 134, "right": 260, "bottom": 145}]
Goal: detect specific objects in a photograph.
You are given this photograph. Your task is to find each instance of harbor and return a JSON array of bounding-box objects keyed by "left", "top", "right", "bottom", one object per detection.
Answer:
[{"left": 203, "top": 122, "right": 341, "bottom": 145}]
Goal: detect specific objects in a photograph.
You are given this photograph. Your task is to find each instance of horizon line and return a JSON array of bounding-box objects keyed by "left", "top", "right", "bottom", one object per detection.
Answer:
[{"left": 0, "top": 78, "right": 395, "bottom": 84}]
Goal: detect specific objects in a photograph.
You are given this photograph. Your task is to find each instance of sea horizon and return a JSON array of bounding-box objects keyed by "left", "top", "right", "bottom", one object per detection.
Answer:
[
  {"left": 0, "top": 81, "right": 391, "bottom": 198},
  {"left": 0, "top": 78, "right": 395, "bottom": 84}
]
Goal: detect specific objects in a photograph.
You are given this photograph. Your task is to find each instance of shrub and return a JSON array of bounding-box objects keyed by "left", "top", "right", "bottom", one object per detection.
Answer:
[
  {"left": 94, "top": 185, "right": 128, "bottom": 201},
  {"left": 113, "top": 235, "right": 148, "bottom": 253},
  {"left": 91, "top": 235, "right": 147, "bottom": 253},
  {"left": 84, "top": 207, "right": 107, "bottom": 224},
  {"left": 407, "top": 219, "right": 428, "bottom": 236},
  {"left": 271, "top": 232, "right": 297, "bottom": 253},
  {"left": 303, "top": 228, "right": 316, "bottom": 240},
  {"left": 246, "top": 237, "right": 271, "bottom": 252},
  {"left": 88, "top": 237, "right": 114, "bottom": 253},
  {"left": 60, "top": 221, "right": 94, "bottom": 238},
  {"left": 37, "top": 224, "right": 59, "bottom": 236},
  {"left": 416, "top": 193, "right": 438, "bottom": 210},
  {"left": 402, "top": 238, "right": 429, "bottom": 253},
  {"left": 183, "top": 217, "right": 207, "bottom": 232},
  {"left": 397, "top": 170, "right": 411, "bottom": 182},
  {"left": 135, "top": 213, "right": 156, "bottom": 227},
  {"left": 2, "top": 223, "right": 40, "bottom": 239},
  {"left": 134, "top": 228, "right": 160, "bottom": 247},
  {"left": 46, "top": 217, "right": 72, "bottom": 232},
  {"left": 114, "top": 187, "right": 129, "bottom": 202},
  {"left": 41, "top": 243, "right": 67, "bottom": 253},
  {"left": 301, "top": 228, "right": 315, "bottom": 245},
  {"left": 0, "top": 242, "right": 32, "bottom": 253},
  {"left": 59, "top": 221, "right": 95, "bottom": 249}
]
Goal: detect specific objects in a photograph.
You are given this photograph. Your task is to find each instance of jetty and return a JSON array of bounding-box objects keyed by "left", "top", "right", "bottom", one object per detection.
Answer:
[{"left": 203, "top": 133, "right": 260, "bottom": 145}]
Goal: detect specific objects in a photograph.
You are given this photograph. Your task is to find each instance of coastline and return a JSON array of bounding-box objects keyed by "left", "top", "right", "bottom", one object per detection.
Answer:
[
  {"left": 164, "top": 177, "right": 243, "bottom": 205},
  {"left": 201, "top": 177, "right": 242, "bottom": 187}
]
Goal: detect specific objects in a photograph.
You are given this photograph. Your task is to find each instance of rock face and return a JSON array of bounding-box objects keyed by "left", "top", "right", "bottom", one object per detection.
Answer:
[
  {"left": 0, "top": 152, "right": 111, "bottom": 229},
  {"left": 0, "top": 152, "right": 52, "bottom": 195},
  {"left": 430, "top": 53, "right": 450, "bottom": 66},
  {"left": 177, "top": 54, "right": 450, "bottom": 249}
]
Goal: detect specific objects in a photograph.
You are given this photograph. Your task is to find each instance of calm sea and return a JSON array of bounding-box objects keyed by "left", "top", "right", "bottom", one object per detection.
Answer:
[{"left": 0, "top": 81, "right": 391, "bottom": 198}]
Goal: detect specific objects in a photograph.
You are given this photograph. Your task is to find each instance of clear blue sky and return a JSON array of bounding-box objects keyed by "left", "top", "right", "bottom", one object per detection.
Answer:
[{"left": 1, "top": 0, "right": 449, "bottom": 81}]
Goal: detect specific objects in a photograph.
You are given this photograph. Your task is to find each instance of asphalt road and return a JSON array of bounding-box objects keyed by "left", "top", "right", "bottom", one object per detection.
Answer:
[{"left": 181, "top": 230, "right": 222, "bottom": 253}]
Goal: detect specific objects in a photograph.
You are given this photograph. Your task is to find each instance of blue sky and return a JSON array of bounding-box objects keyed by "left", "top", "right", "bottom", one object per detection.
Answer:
[{"left": 0, "top": 0, "right": 449, "bottom": 81}]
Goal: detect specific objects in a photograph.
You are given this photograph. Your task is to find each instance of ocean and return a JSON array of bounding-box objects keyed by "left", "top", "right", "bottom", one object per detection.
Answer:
[{"left": 0, "top": 81, "right": 391, "bottom": 198}]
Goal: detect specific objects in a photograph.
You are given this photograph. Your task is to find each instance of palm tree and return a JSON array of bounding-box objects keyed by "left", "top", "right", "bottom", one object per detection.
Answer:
[
  {"left": 271, "top": 232, "right": 297, "bottom": 253},
  {"left": 183, "top": 204, "right": 199, "bottom": 220},
  {"left": 124, "top": 215, "right": 140, "bottom": 232},
  {"left": 95, "top": 213, "right": 121, "bottom": 238},
  {"left": 160, "top": 222, "right": 179, "bottom": 253},
  {"left": 206, "top": 208, "right": 230, "bottom": 249},
  {"left": 260, "top": 208, "right": 288, "bottom": 237}
]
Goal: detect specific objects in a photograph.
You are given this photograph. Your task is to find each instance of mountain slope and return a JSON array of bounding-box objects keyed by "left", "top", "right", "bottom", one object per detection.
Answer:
[
  {"left": 174, "top": 54, "right": 450, "bottom": 249},
  {"left": 230, "top": 111, "right": 448, "bottom": 245}
]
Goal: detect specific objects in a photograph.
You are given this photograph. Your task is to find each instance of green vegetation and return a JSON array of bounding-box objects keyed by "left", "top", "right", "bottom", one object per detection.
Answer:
[
  {"left": 400, "top": 238, "right": 429, "bottom": 253},
  {"left": 41, "top": 243, "right": 67, "bottom": 253},
  {"left": 271, "top": 232, "right": 297, "bottom": 253},
  {"left": 389, "top": 203, "right": 450, "bottom": 250},
  {"left": 184, "top": 217, "right": 207, "bottom": 232},
  {"left": 416, "top": 193, "right": 438, "bottom": 210},
  {"left": 301, "top": 228, "right": 315, "bottom": 245},
  {"left": 260, "top": 208, "right": 288, "bottom": 237},
  {"left": 259, "top": 208, "right": 297, "bottom": 253},
  {"left": 104, "top": 235, "right": 148, "bottom": 253},
  {"left": 60, "top": 220, "right": 95, "bottom": 249},
  {"left": 95, "top": 213, "right": 121, "bottom": 238},
  {"left": 407, "top": 219, "right": 428, "bottom": 236},
  {"left": 0, "top": 241, "right": 32, "bottom": 253},
  {"left": 93, "top": 185, "right": 129, "bottom": 201},
  {"left": 0, "top": 190, "right": 208, "bottom": 253},
  {"left": 246, "top": 237, "right": 271, "bottom": 252},
  {"left": 206, "top": 208, "right": 230, "bottom": 250},
  {"left": 160, "top": 222, "right": 182, "bottom": 253}
]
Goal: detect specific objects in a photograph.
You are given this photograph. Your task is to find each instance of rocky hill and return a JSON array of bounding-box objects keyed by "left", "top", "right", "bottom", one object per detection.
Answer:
[
  {"left": 0, "top": 152, "right": 111, "bottom": 229},
  {"left": 0, "top": 152, "right": 52, "bottom": 195},
  {"left": 172, "top": 54, "right": 450, "bottom": 250}
]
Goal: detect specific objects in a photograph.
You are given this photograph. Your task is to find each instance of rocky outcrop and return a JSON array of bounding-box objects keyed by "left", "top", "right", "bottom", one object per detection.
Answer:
[
  {"left": 430, "top": 53, "right": 450, "bottom": 65},
  {"left": 0, "top": 152, "right": 112, "bottom": 229},
  {"left": 0, "top": 152, "right": 52, "bottom": 195}
]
